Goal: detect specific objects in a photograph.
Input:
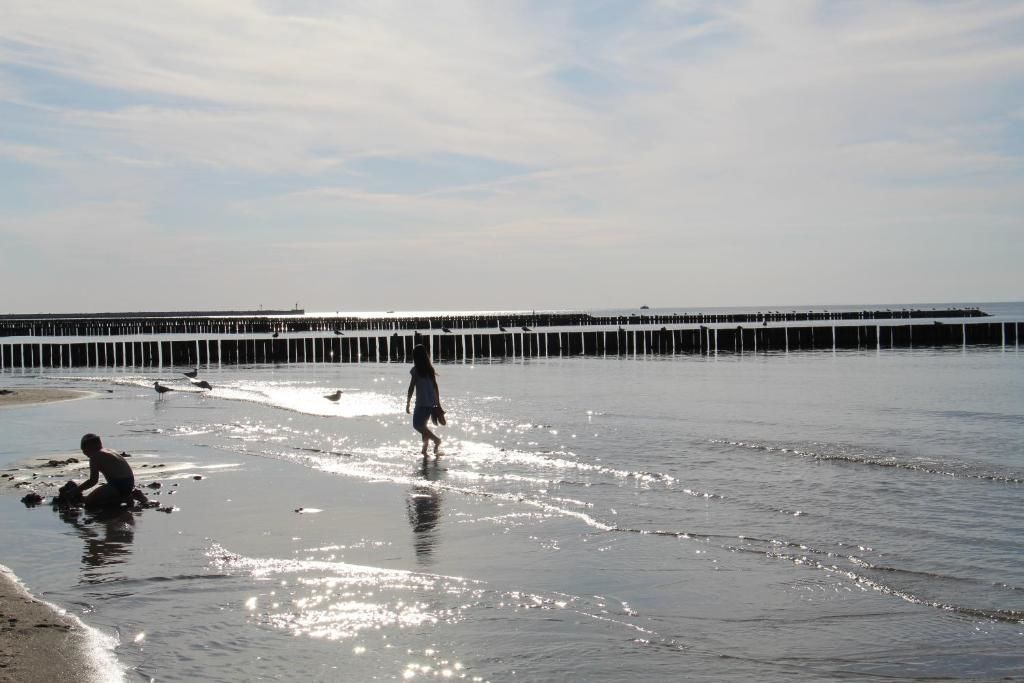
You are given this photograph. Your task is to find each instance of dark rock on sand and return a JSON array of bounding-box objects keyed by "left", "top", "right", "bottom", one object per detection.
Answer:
[
  {"left": 53, "top": 481, "right": 84, "bottom": 507},
  {"left": 20, "top": 493, "right": 43, "bottom": 507},
  {"left": 45, "top": 458, "right": 79, "bottom": 468}
]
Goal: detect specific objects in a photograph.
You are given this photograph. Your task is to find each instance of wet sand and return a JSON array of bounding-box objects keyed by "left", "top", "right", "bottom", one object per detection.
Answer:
[
  {"left": 0, "top": 565, "right": 103, "bottom": 683},
  {"left": 0, "top": 389, "right": 93, "bottom": 409}
]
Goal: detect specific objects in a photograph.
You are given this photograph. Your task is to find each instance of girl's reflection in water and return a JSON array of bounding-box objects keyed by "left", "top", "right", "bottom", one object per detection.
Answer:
[{"left": 407, "top": 456, "right": 444, "bottom": 566}]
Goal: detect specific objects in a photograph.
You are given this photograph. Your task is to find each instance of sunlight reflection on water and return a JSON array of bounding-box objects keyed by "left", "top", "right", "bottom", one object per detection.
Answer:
[{"left": 208, "top": 541, "right": 646, "bottom": 681}]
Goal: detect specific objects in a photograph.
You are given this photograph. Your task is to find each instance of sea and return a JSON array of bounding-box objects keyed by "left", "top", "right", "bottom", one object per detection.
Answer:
[{"left": 0, "top": 302, "right": 1022, "bottom": 682}]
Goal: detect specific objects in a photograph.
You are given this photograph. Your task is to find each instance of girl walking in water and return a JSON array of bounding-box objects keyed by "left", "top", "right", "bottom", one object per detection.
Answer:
[{"left": 406, "top": 344, "right": 443, "bottom": 456}]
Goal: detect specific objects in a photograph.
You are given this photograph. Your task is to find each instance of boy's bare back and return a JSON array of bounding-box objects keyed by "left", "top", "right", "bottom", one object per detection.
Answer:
[{"left": 88, "top": 448, "right": 133, "bottom": 481}]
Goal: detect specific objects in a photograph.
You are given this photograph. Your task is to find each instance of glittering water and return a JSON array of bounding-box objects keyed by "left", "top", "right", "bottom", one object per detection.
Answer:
[{"left": 1, "top": 344, "right": 1023, "bottom": 681}]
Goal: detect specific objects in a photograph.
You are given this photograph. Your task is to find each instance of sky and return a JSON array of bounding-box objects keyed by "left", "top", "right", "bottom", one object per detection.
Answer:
[{"left": 1, "top": 0, "right": 1022, "bottom": 313}]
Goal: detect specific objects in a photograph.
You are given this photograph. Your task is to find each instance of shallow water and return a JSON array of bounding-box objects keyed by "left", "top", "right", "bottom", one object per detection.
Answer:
[{"left": 1, "top": 344, "right": 1023, "bottom": 682}]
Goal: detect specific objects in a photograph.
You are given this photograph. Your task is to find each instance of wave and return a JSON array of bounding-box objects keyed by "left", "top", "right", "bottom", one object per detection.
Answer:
[
  {"left": 710, "top": 439, "right": 1024, "bottom": 484},
  {"left": 48, "top": 374, "right": 397, "bottom": 417},
  {"left": 607, "top": 525, "right": 1024, "bottom": 625}
]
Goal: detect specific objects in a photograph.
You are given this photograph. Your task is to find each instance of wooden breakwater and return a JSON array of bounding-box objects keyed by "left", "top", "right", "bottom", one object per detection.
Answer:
[
  {"left": 0, "top": 307, "right": 987, "bottom": 338},
  {"left": 0, "top": 320, "right": 1019, "bottom": 369}
]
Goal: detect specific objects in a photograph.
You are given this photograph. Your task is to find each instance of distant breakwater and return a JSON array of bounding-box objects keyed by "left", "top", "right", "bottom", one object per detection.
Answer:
[
  {"left": 0, "top": 309, "right": 1018, "bottom": 370},
  {"left": 0, "top": 307, "right": 988, "bottom": 338}
]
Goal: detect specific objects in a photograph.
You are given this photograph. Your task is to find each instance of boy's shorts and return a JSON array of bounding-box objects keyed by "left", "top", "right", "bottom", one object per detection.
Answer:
[{"left": 108, "top": 477, "right": 135, "bottom": 497}]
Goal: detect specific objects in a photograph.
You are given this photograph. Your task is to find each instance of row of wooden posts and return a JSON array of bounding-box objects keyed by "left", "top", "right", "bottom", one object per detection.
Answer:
[
  {"left": 0, "top": 308, "right": 988, "bottom": 338},
  {"left": 0, "top": 322, "right": 1018, "bottom": 369}
]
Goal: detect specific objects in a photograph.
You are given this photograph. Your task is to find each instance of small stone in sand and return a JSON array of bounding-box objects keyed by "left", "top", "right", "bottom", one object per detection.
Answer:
[{"left": 147, "top": 482, "right": 162, "bottom": 489}]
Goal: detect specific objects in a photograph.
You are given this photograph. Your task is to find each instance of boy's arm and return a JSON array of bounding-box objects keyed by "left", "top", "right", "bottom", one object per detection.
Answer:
[{"left": 78, "top": 461, "right": 100, "bottom": 492}]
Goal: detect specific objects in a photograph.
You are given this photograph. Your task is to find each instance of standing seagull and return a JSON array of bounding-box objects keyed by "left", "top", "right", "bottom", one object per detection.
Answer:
[
  {"left": 183, "top": 368, "right": 198, "bottom": 378},
  {"left": 324, "top": 390, "right": 343, "bottom": 402},
  {"left": 153, "top": 381, "right": 173, "bottom": 398}
]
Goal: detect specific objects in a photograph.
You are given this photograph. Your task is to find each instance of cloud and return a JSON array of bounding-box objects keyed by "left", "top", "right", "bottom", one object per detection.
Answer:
[
  {"left": 0, "top": 139, "right": 65, "bottom": 168},
  {"left": 1, "top": 1, "right": 604, "bottom": 171},
  {"left": 0, "top": 1, "right": 1022, "bottom": 309}
]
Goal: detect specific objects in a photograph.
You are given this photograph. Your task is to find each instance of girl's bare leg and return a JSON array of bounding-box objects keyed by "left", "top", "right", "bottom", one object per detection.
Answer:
[{"left": 416, "top": 424, "right": 439, "bottom": 456}]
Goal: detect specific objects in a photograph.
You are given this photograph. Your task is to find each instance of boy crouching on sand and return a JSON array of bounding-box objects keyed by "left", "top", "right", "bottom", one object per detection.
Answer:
[{"left": 71, "top": 433, "right": 148, "bottom": 508}]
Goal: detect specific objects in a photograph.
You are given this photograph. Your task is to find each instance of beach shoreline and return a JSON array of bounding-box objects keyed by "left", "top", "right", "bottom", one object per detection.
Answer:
[
  {"left": 0, "top": 564, "right": 120, "bottom": 683},
  {"left": 0, "top": 389, "right": 94, "bottom": 409}
]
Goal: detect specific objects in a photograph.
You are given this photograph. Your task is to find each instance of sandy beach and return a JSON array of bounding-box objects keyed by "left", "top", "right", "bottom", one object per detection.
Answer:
[
  {"left": 0, "top": 565, "right": 112, "bottom": 683},
  {"left": 0, "top": 389, "right": 93, "bottom": 409},
  {"left": 1, "top": 387, "right": 116, "bottom": 682}
]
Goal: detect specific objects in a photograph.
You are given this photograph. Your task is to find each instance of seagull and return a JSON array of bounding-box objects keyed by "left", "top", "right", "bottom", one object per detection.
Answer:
[
  {"left": 189, "top": 379, "right": 213, "bottom": 390},
  {"left": 183, "top": 368, "right": 198, "bottom": 378},
  {"left": 499, "top": 326, "right": 507, "bottom": 332},
  {"left": 441, "top": 327, "right": 452, "bottom": 333},
  {"left": 521, "top": 326, "right": 531, "bottom": 332},
  {"left": 153, "top": 381, "right": 173, "bottom": 397},
  {"left": 272, "top": 331, "right": 280, "bottom": 338},
  {"left": 324, "top": 390, "right": 343, "bottom": 402},
  {"left": 333, "top": 329, "right": 344, "bottom": 335}
]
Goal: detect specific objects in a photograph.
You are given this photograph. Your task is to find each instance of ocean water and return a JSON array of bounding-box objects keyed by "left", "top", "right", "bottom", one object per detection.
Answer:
[{"left": 1, "top": 340, "right": 1022, "bottom": 681}]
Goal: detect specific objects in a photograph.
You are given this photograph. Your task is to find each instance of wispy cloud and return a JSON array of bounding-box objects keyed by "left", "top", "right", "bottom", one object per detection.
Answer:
[
  {"left": 1, "top": 1, "right": 1022, "bottom": 310},
  {"left": 0, "top": 139, "right": 66, "bottom": 168}
]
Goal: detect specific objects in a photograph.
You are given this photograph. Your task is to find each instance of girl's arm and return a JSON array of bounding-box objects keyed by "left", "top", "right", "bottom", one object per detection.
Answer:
[
  {"left": 432, "top": 377, "right": 441, "bottom": 409},
  {"left": 406, "top": 377, "right": 415, "bottom": 413}
]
